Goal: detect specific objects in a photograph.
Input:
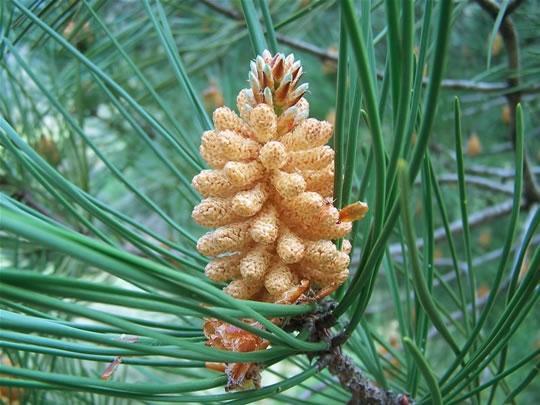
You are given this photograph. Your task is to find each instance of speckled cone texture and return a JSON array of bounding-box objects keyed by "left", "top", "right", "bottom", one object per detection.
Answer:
[{"left": 192, "top": 50, "right": 368, "bottom": 303}]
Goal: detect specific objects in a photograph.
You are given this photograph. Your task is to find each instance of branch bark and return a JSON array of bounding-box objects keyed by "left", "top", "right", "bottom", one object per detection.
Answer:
[{"left": 285, "top": 301, "right": 413, "bottom": 405}]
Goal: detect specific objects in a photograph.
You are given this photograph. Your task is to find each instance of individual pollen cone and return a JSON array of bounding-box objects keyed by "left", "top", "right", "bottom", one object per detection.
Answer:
[
  {"left": 218, "top": 130, "right": 260, "bottom": 160},
  {"left": 192, "top": 170, "right": 242, "bottom": 198},
  {"left": 258, "top": 141, "right": 287, "bottom": 170},
  {"left": 205, "top": 255, "right": 242, "bottom": 282},
  {"left": 240, "top": 246, "right": 272, "bottom": 282},
  {"left": 283, "top": 145, "right": 335, "bottom": 171},
  {"left": 231, "top": 183, "right": 269, "bottom": 217},
  {"left": 249, "top": 104, "right": 277, "bottom": 143},
  {"left": 264, "top": 262, "right": 297, "bottom": 299},
  {"left": 467, "top": 132, "right": 482, "bottom": 156},
  {"left": 193, "top": 50, "right": 368, "bottom": 389},
  {"left": 280, "top": 118, "right": 333, "bottom": 151},
  {"left": 224, "top": 278, "right": 262, "bottom": 299},
  {"left": 250, "top": 205, "right": 279, "bottom": 244},
  {"left": 196, "top": 221, "right": 251, "bottom": 256},
  {"left": 225, "top": 161, "right": 266, "bottom": 187},
  {"left": 213, "top": 107, "right": 254, "bottom": 138},
  {"left": 302, "top": 164, "right": 334, "bottom": 197},
  {"left": 200, "top": 130, "right": 227, "bottom": 168},
  {"left": 276, "top": 226, "right": 305, "bottom": 264},
  {"left": 271, "top": 170, "right": 306, "bottom": 198},
  {"left": 192, "top": 197, "right": 240, "bottom": 227}
]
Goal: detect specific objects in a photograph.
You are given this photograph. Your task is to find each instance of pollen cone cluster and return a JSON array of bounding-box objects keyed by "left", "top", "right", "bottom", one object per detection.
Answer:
[{"left": 192, "top": 50, "right": 368, "bottom": 303}]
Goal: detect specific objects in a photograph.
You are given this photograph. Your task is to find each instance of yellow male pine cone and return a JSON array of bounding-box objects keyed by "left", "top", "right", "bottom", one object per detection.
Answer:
[{"left": 192, "top": 50, "right": 368, "bottom": 303}]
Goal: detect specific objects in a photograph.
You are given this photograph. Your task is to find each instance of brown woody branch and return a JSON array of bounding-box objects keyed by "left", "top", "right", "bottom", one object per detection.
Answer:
[
  {"left": 284, "top": 301, "right": 413, "bottom": 405},
  {"left": 475, "top": 0, "right": 540, "bottom": 207}
]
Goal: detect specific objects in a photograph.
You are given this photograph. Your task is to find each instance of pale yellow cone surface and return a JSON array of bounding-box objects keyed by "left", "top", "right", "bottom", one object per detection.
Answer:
[{"left": 192, "top": 51, "right": 368, "bottom": 302}]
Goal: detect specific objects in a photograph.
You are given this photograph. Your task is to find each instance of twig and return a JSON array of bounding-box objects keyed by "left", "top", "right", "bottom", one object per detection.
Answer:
[
  {"left": 276, "top": 33, "right": 337, "bottom": 60},
  {"left": 467, "top": 164, "right": 540, "bottom": 180},
  {"left": 200, "top": 0, "right": 241, "bottom": 20},
  {"left": 438, "top": 80, "right": 540, "bottom": 95},
  {"left": 350, "top": 199, "right": 520, "bottom": 271},
  {"left": 285, "top": 301, "right": 413, "bottom": 405},
  {"left": 423, "top": 201, "right": 536, "bottom": 343},
  {"left": 483, "top": 142, "right": 514, "bottom": 155},
  {"left": 200, "top": 0, "right": 540, "bottom": 95},
  {"left": 426, "top": 285, "right": 499, "bottom": 340},
  {"left": 475, "top": 0, "right": 540, "bottom": 206},
  {"left": 506, "top": 0, "right": 526, "bottom": 16},
  {"left": 453, "top": 93, "right": 539, "bottom": 119},
  {"left": 388, "top": 199, "right": 516, "bottom": 256},
  {"left": 431, "top": 198, "right": 514, "bottom": 243},
  {"left": 425, "top": 173, "right": 514, "bottom": 195},
  {"left": 368, "top": 235, "right": 540, "bottom": 316}
]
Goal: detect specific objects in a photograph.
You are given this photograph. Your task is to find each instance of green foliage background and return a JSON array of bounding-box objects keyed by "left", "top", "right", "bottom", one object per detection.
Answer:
[{"left": 0, "top": 0, "right": 539, "bottom": 403}]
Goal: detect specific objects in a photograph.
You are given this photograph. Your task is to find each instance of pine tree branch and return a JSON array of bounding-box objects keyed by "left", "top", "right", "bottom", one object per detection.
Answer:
[
  {"left": 474, "top": 0, "right": 540, "bottom": 207},
  {"left": 284, "top": 301, "right": 413, "bottom": 404},
  {"left": 319, "top": 349, "right": 411, "bottom": 405}
]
